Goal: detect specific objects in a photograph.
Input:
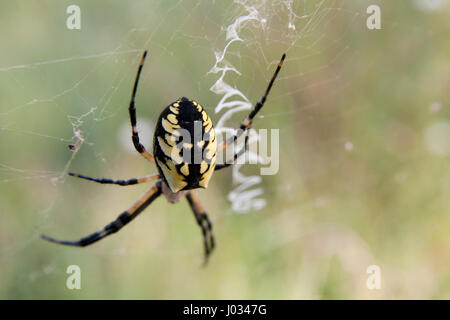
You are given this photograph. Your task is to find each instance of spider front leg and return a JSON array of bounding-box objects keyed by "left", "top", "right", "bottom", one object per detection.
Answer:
[
  {"left": 68, "top": 172, "right": 159, "bottom": 186},
  {"left": 128, "top": 50, "right": 155, "bottom": 164},
  {"left": 215, "top": 53, "right": 285, "bottom": 171},
  {"left": 41, "top": 182, "right": 162, "bottom": 247},
  {"left": 214, "top": 134, "right": 249, "bottom": 171},
  {"left": 186, "top": 191, "right": 215, "bottom": 265}
]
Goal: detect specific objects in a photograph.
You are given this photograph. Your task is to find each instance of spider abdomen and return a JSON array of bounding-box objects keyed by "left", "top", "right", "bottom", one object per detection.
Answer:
[{"left": 153, "top": 97, "right": 217, "bottom": 193}]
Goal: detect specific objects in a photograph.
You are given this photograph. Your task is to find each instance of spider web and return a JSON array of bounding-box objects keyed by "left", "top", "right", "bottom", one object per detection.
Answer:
[
  {"left": 1, "top": 0, "right": 445, "bottom": 299},
  {"left": 0, "top": 0, "right": 372, "bottom": 296}
]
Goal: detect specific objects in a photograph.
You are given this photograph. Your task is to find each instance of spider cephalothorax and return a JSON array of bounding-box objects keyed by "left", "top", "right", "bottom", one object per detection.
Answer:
[
  {"left": 153, "top": 97, "right": 217, "bottom": 193},
  {"left": 41, "top": 50, "right": 285, "bottom": 265}
]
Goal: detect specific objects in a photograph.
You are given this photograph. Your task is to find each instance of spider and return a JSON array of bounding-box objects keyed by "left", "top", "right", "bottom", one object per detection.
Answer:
[{"left": 42, "top": 50, "right": 286, "bottom": 264}]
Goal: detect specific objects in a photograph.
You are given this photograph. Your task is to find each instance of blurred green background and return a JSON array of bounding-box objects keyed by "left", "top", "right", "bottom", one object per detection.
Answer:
[{"left": 0, "top": 0, "right": 449, "bottom": 299}]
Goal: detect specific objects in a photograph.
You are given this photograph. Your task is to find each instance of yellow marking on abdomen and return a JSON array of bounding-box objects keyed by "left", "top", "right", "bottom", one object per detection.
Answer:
[
  {"left": 197, "top": 140, "right": 205, "bottom": 148},
  {"left": 204, "top": 119, "right": 212, "bottom": 133},
  {"left": 165, "top": 134, "right": 177, "bottom": 146},
  {"left": 199, "top": 158, "right": 216, "bottom": 188},
  {"left": 157, "top": 159, "right": 187, "bottom": 192},
  {"left": 200, "top": 161, "right": 208, "bottom": 174},
  {"left": 157, "top": 136, "right": 183, "bottom": 164},
  {"left": 204, "top": 135, "right": 217, "bottom": 160},
  {"left": 180, "top": 163, "right": 189, "bottom": 176},
  {"left": 167, "top": 113, "right": 178, "bottom": 124},
  {"left": 162, "top": 118, "right": 180, "bottom": 133}
]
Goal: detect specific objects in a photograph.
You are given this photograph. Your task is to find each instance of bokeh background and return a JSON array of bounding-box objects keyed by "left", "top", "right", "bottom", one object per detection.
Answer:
[{"left": 0, "top": 0, "right": 449, "bottom": 299}]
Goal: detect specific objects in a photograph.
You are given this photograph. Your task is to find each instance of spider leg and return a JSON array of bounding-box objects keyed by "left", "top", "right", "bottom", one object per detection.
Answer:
[
  {"left": 215, "top": 134, "right": 249, "bottom": 171},
  {"left": 68, "top": 172, "right": 159, "bottom": 186},
  {"left": 129, "top": 50, "right": 155, "bottom": 163},
  {"left": 186, "top": 190, "right": 215, "bottom": 265},
  {"left": 217, "top": 54, "right": 286, "bottom": 154},
  {"left": 41, "top": 182, "right": 162, "bottom": 247}
]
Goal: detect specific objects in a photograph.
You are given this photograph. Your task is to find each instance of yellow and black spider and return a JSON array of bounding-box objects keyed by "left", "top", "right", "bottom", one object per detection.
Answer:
[{"left": 42, "top": 51, "right": 285, "bottom": 264}]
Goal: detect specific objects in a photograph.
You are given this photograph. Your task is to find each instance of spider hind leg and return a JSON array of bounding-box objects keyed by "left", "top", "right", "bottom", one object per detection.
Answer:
[
  {"left": 186, "top": 191, "right": 215, "bottom": 265},
  {"left": 41, "top": 183, "right": 162, "bottom": 247},
  {"left": 68, "top": 172, "right": 159, "bottom": 186}
]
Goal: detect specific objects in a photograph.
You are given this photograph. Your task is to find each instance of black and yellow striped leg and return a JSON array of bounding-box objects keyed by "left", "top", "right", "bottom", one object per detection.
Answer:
[
  {"left": 68, "top": 172, "right": 159, "bottom": 186},
  {"left": 129, "top": 50, "right": 155, "bottom": 163},
  {"left": 186, "top": 191, "right": 215, "bottom": 265},
  {"left": 217, "top": 53, "right": 286, "bottom": 154},
  {"left": 215, "top": 134, "right": 249, "bottom": 171},
  {"left": 41, "top": 182, "right": 162, "bottom": 247}
]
